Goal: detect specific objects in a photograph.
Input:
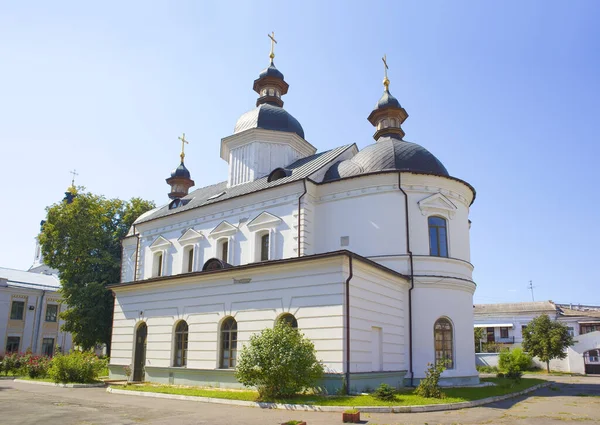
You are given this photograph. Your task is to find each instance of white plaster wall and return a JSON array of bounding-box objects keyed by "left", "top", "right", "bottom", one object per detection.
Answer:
[
  {"left": 349, "top": 264, "right": 408, "bottom": 373},
  {"left": 411, "top": 282, "right": 478, "bottom": 381},
  {"left": 111, "top": 260, "right": 347, "bottom": 372}
]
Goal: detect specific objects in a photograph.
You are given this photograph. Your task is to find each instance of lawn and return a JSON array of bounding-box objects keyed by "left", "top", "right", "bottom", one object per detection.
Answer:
[{"left": 116, "top": 378, "right": 545, "bottom": 407}]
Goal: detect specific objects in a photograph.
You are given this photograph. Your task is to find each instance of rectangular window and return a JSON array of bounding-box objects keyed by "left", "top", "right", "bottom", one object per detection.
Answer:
[
  {"left": 500, "top": 327, "right": 509, "bottom": 338},
  {"left": 6, "top": 336, "right": 20, "bottom": 353},
  {"left": 221, "top": 241, "right": 229, "bottom": 262},
  {"left": 486, "top": 327, "right": 495, "bottom": 342},
  {"left": 10, "top": 301, "right": 25, "bottom": 320},
  {"left": 187, "top": 248, "right": 194, "bottom": 273},
  {"left": 581, "top": 324, "right": 600, "bottom": 334},
  {"left": 45, "top": 304, "right": 58, "bottom": 322},
  {"left": 42, "top": 338, "right": 55, "bottom": 357},
  {"left": 260, "top": 234, "right": 269, "bottom": 261},
  {"left": 567, "top": 326, "right": 575, "bottom": 337}
]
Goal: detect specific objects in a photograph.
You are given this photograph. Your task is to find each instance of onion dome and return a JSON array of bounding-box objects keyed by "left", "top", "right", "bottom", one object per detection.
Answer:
[
  {"left": 233, "top": 32, "right": 305, "bottom": 139},
  {"left": 166, "top": 134, "right": 195, "bottom": 200}
]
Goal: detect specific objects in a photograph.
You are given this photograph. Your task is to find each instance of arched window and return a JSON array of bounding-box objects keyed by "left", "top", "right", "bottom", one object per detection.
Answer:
[
  {"left": 220, "top": 317, "right": 237, "bottom": 368},
  {"left": 260, "top": 233, "right": 269, "bottom": 261},
  {"left": 278, "top": 313, "right": 298, "bottom": 329},
  {"left": 174, "top": 321, "right": 188, "bottom": 367},
  {"left": 428, "top": 216, "right": 448, "bottom": 257},
  {"left": 434, "top": 318, "right": 453, "bottom": 369}
]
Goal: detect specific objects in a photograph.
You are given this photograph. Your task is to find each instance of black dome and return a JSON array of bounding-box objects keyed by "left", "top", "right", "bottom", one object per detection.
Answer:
[
  {"left": 324, "top": 136, "right": 449, "bottom": 181},
  {"left": 171, "top": 162, "right": 191, "bottom": 179},
  {"left": 234, "top": 103, "right": 304, "bottom": 138},
  {"left": 258, "top": 62, "right": 284, "bottom": 80},
  {"left": 375, "top": 90, "right": 401, "bottom": 110}
]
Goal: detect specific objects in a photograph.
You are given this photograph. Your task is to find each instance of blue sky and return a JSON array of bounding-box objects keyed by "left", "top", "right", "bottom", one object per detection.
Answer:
[{"left": 1, "top": 1, "right": 598, "bottom": 304}]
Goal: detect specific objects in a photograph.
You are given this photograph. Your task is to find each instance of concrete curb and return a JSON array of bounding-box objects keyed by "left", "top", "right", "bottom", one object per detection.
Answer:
[
  {"left": 14, "top": 379, "right": 105, "bottom": 388},
  {"left": 106, "top": 382, "right": 551, "bottom": 413}
]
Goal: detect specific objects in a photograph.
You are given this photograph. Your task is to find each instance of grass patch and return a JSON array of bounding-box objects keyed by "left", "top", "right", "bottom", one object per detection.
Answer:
[
  {"left": 524, "top": 369, "right": 582, "bottom": 376},
  {"left": 18, "top": 376, "right": 103, "bottom": 384},
  {"left": 115, "top": 378, "right": 544, "bottom": 406}
]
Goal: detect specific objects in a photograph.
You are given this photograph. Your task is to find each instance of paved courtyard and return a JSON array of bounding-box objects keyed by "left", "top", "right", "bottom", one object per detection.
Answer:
[{"left": 1, "top": 375, "right": 599, "bottom": 425}]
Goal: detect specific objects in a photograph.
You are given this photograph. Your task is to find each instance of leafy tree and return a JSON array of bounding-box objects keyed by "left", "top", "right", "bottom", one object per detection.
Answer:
[
  {"left": 474, "top": 327, "right": 485, "bottom": 352},
  {"left": 235, "top": 321, "right": 324, "bottom": 399},
  {"left": 522, "top": 314, "right": 574, "bottom": 373},
  {"left": 415, "top": 361, "right": 446, "bottom": 398},
  {"left": 39, "top": 188, "right": 154, "bottom": 352}
]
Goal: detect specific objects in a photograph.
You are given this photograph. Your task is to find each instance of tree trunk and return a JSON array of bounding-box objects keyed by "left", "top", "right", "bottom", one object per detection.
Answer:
[{"left": 546, "top": 360, "right": 550, "bottom": 373}]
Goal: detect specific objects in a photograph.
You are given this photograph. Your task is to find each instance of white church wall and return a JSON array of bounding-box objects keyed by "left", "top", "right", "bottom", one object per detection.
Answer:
[
  {"left": 110, "top": 257, "right": 347, "bottom": 373},
  {"left": 313, "top": 174, "right": 407, "bottom": 258},
  {"left": 349, "top": 263, "right": 408, "bottom": 374},
  {"left": 411, "top": 281, "right": 478, "bottom": 385}
]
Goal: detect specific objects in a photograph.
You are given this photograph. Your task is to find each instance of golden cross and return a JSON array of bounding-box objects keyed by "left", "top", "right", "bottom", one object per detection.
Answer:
[
  {"left": 178, "top": 133, "right": 189, "bottom": 161},
  {"left": 382, "top": 54, "right": 390, "bottom": 90},
  {"left": 268, "top": 31, "right": 277, "bottom": 60},
  {"left": 69, "top": 169, "right": 78, "bottom": 187}
]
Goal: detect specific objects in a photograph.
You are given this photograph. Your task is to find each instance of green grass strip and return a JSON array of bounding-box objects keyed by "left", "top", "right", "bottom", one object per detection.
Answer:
[{"left": 115, "top": 378, "right": 545, "bottom": 407}]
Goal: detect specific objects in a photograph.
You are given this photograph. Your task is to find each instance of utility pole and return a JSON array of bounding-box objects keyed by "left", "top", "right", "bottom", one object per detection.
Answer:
[{"left": 528, "top": 280, "right": 535, "bottom": 302}]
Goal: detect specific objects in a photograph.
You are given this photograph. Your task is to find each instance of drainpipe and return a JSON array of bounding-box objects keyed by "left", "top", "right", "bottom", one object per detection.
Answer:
[
  {"left": 297, "top": 179, "right": 307, "bottom": 257},
  {"left": 133, "top": 224, "right": 140, "bottom": 281},
  {"left": 398, "top": 173, "right": 415, "bottom": 386},
  {"left": 32, "top": 290, "right": 46, "bottom": 354},
  {"left": 345, "top": 254, "right": 354, "bottom": 394}
]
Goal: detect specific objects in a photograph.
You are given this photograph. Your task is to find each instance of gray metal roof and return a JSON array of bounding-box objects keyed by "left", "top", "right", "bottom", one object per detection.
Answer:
[
  {"left": 474, "top": 302, "right": 557, "bottom": 315},
  {"left": 323, "top": 136, "right": 449, "bottom": 181},
  {"left": 258, "top": 62, "right": 284, "bottom": 80},
  {"left": 375, "top": 89, "right": 401, "bottom": 110},
  {"left": 234, "top": 103, "right": 304, "bottom": 139},
  {"left": 136, "top": 144, "right": 355, "bottom": 225},
  {"left": 0, "top": 267, "right": 60, "bottom": 290}
]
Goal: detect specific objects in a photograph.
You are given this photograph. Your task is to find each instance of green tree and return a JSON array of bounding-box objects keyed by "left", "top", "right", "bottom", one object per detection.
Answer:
[
  {"left": 522, "top": 314, "right": 575, "bottom": 373},
  {"left": 39, "top": 188, "right": 154, "bottom": 352},
  {"left": 235, "top": 321, "right": 324, "bottom": 399},
  {"left": 474, "top": 327, "right": 485, "bottom": 353}
]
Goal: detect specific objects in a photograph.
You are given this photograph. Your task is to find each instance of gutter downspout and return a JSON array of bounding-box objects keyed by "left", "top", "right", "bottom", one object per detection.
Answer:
[
  {"left": 297, "top": 180, "right": 307, "bottom": 257},
  {"left": 345, "top": 254, "right": 353, "bottom": 394},
  {"left": 133, "top": 224, "right": 140, "bottom": 281},
  {"left": 398, "top": 173, "right": 415, "bottom": 386},
  {"left": 32, "top": 290, "right": 46, "bottom": 354}
]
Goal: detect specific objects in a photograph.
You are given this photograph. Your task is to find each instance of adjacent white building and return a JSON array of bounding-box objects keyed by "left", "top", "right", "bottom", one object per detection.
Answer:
[
  {"left": 474, "top": 301, "right": 600, "bottom": 375},
  {"left": 108, "top": 48, "right": 479, "bottom": 391}
]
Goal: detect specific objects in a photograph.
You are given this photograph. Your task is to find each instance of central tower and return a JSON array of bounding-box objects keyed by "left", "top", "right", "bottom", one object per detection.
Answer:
[{"left": 220, "top": 33, "right": 316, "bottom": 187}]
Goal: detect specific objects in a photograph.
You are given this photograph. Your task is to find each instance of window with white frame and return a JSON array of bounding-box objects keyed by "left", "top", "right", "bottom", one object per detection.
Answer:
[{"left": 218, "top": 239, "right": 229, "bottom": 263}]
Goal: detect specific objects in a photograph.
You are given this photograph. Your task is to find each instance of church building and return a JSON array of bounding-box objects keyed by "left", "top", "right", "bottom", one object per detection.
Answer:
[{"left": 108, "top": 39, "right": 478, "bottom": 391}]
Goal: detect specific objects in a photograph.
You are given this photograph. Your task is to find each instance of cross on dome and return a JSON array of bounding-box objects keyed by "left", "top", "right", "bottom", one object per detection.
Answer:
[
  {"left": 268, "top": 32, "right": 277, "bottom": 61},
  {"left": 178, "top": 133, "right": 189, "bottom": 162},
  {"left": 382, "top": 54, "right": 390, "bottom": 90}
]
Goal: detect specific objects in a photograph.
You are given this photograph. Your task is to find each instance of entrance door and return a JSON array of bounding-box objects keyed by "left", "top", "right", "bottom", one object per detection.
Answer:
[
  {"left": 584, "top": 350, "right": 600, "bottom": 375},
  {"left": 486, "top": 327, "right": 495, "bottom": 343},
  {"left": 133, "top": 323, "right": 147, "bottom": 382}
]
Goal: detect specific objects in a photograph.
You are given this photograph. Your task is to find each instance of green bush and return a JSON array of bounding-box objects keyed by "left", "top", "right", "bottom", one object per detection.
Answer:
[
  {"left": 476, "top": 365, "right": 499, "bottom": 373},
  {"left": 48, "top": 351, "right": 106, "bottom": 383},
  {"left": 373, "top": 383, "right": 396, "bottom": 401},
  {"left": 235, "top": 321, "right": 324, "bottom": 399},
  {"left": 2, "top": 353, "right": 21, "bottom": 376},
  {"left": 499, "top": 348, "right": 532, "bottom": 378},
  {"left": 415, "top": 362, "right": 446, "bottom": 399}
]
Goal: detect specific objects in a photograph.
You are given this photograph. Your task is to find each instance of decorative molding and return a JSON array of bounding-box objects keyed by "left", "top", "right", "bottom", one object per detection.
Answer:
[
  {"left": 209, "top": 220, "right": 238, "bottom": 239},
  {"left": 177, "top": 228, "right": 204, "bottom": 244},
  {"left": 246, "top": 211, "right": 282, "bottom": 232},
  {"left": 418, "top": 193, "right": 458, "bottom": 219},
  {"left": 149, "top": 236, "right": 171, "bottom": 251}
]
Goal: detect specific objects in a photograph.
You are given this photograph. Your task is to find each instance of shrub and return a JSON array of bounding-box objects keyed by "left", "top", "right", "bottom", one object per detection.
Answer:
[
  {"left": 498, "top": 348, "right": 531, "bottom": 382},
  {"left": 236, "top": 321, "right": 324, "bottom": 399},
  {"left": 0, "top": 355, "right": 3, "bottom": 375},
  {"left": 476, "top": 365, "right": 499, "bottom": 373},
  {"left": 48, "top": 351, "right": 106, "bottom": 383},
  {"left": 415, "top": 362, "right": 446, "bottom": 398},
  {"left": 373, "top": 383, "right": 396, "bottom": 401},
  {"left": 2, "top": 353, "right": 21, "bottom": 376},
  {"left": 19, "top": 353, "right": 51, "bottom": 378}
]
